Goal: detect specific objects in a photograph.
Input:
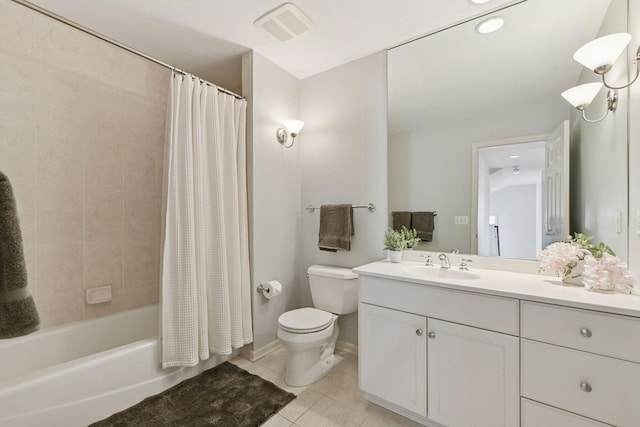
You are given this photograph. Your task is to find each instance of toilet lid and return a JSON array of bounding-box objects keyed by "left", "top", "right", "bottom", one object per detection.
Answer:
[{"left": 278, "top": 308, "right": 334, "bottom": 333}]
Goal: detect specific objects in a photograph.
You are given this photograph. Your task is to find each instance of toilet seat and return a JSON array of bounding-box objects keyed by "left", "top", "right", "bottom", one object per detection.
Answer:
[{"left": 278, "top": 308, "right": 334, "bottom": 333}]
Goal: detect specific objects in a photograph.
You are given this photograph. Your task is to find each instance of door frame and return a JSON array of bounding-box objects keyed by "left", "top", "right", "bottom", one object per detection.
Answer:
[{"left": 471, "top": 133, "right": 548, "bottom": 255}]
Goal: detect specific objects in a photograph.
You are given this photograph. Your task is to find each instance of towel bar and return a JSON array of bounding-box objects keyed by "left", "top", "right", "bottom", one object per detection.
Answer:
[{"left": 306, "top": 203, "right": 376, "bottom": 213}]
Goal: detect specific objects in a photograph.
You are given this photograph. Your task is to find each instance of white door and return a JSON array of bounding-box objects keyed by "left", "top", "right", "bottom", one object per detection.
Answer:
[
  {"left": 542, "top": 120, "right": 570, "bottom": 247},
  {"left": 359, "top": 303, "right": 427, "bottom": 417},
  {"left": 427, "top": 319, "right": 519, "bottom": 427}
]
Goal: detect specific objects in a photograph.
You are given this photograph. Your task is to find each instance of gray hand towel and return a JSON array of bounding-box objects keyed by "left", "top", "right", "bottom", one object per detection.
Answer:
[
  {"left": 318, "top": 204, "right": 353, "bottom": 252},
  {"left": 413, "top": 211, "right": 435, "bottom": 242},
  {"left": 0, "top": 171, "right": 40, "bottom": 338},
  {"left": 392, "top": 211, "right": 412, "bottom": 231}
]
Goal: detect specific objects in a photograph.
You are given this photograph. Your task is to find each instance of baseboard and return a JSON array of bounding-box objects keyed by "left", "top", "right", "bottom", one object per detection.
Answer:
[
  {"left": 248, "top": 340, "right": 282, "bottom": 362},
  {"left": 248, "top": 339, "right": 356, "bottom": 361},
  {"left": 363, "top": 393, "right": 439, "bottom": 426},
  {"left": 336, "top": 340, "right": 358, "bottom": 355}
]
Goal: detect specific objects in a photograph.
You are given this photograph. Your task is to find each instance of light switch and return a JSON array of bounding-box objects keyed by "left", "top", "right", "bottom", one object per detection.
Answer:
[{"left": 454, "top": 216, "right": 469, "bottom": 225}]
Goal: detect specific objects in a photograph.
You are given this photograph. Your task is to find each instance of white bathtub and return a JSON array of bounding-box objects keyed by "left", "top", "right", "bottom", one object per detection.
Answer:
[{"left": 0, "top": 305, "right": 225, "bottom": 427}]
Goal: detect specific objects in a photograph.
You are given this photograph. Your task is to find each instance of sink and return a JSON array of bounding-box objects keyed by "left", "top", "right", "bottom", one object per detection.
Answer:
[{"left": 402, "top": 266, "right": 480, "bottom": 281}]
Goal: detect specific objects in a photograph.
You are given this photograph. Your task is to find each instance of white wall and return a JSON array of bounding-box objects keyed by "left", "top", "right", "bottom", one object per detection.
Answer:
[
  {"left": 629, "top": 0, "right": 640, "bottom": 278},
  {"left": 570, "top": 0, "right": 628, "bottom": 260},
  {"left": 300, "top": 52, "right": 389, "bottom": 345},
  {"left": 389, "top": 101, "right": 566, "bottom": 254},
  {"left": 491, "top": 185, "right": 537, "bottom": 259},
  {"left": 243, "top": 52, "right": 303, "bottom": 352}
]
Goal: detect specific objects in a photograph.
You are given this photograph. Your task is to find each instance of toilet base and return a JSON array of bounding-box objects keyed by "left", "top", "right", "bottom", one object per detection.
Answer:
[{"left": 282, "top": 322, "right": 340, "bottom": 387}]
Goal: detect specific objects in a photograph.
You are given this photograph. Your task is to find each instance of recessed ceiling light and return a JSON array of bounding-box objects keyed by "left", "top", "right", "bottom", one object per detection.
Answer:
[
  {"left": 509, "top": 155, "right": 520, "bottom": 159},
  {"left": 469, "top": 0, "right": 493, "bottom": 4},
  {"left": 475, "top": 17, "right": 505, "bottom": 35}
]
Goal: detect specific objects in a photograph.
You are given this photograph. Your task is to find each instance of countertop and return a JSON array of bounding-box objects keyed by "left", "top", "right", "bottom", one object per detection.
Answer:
[{"left": 354, "top": 260, "right": 640, "bottom": 318}]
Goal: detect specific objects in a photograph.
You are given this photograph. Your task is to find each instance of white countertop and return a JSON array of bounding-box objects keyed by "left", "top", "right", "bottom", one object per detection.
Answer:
[{"left": 354, "top": 260, "right": 640, "bottom": 318}]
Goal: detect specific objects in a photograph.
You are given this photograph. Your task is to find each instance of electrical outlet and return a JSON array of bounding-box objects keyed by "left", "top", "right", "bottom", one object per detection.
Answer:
[{"left": 454, "top": 216, "right": 469, "bottom": 225}]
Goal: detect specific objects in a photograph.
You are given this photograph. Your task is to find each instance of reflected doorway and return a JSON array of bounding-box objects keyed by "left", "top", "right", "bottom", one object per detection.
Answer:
[
  {"left": 477, "top": 141, "right": 544, "bottom": 259},
  {"left": 472, "top": 122, "right": 569, "bottom": 259}
]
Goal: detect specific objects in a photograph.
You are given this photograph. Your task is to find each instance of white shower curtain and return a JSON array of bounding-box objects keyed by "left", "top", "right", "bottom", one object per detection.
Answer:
[{"left": 161, "top": 72, "right": 252, "bottom": 368}]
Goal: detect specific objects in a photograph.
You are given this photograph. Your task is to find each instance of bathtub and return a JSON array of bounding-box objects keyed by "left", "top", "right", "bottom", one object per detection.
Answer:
[{"left": 0, "top": 305, "right": 225, "bottom": 427}]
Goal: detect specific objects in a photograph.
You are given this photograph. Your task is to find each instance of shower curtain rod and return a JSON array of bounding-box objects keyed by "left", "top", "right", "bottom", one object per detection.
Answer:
[{"left": 11, "top": 0, "right": 245, "bottom": 100}]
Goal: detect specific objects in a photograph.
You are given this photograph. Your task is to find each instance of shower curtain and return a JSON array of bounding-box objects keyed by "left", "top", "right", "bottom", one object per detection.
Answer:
[{"left": 161, "top": 72, "right": 252, "bottom": 368}]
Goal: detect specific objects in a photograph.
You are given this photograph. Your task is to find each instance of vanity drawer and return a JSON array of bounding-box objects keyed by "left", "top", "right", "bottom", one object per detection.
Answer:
[
  {"left": 521, "top": 339, "right": 640, "bottom": 427},
  {"left": 521, "top": 399, "right": 613, "bottom": 427},
  {"left": 359, "top": 276, "right": 518, "bottom": 335},
  {"left": 521, "top": 301, "right": 640, "bottom": 363}
]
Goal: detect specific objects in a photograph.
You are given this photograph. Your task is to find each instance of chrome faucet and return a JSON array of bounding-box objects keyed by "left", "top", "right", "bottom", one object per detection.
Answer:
[{"left": 438, "top": 253, "right": 450, "bottom": 269}]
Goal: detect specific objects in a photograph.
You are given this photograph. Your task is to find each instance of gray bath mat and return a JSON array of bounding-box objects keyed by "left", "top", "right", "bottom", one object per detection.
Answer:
[{"left": 89, "top": 361, "right": 295, "bottom": 427}]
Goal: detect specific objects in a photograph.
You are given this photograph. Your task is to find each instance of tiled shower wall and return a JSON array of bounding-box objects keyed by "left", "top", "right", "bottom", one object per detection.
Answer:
[{"left": 0, "top": 0, "right": 169, "bottom": 328}]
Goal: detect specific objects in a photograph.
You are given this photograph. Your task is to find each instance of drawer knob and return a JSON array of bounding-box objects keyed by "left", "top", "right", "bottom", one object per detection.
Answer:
[
  {"left": 416, "top": 329, "right": 423, "bottom": 336},
  {"left": 580, "top": 328, "right": 593, "bottom": 338},
  {"left": 428, "top": 331, "right": 436, "bottom": 339},
  {"left": 580, "top": 381, "right": 592, "bottom": 393}
]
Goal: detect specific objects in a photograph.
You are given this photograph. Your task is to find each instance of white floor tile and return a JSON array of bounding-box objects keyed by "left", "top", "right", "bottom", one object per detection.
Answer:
[
  {"left": 256, "top": 347, "right": 289, "bottom": 375},
  {"left": 235, "top": 352, "right": 420, "bottom": 427},
  {"left": 262, "top": 413, "right": 294, "bottom": 427},
  {"left": 295, "top": 396, "right": 366, "bottom": 427},
  {"left": 278, "top": 388, "right": 324, "bottom": 422}
]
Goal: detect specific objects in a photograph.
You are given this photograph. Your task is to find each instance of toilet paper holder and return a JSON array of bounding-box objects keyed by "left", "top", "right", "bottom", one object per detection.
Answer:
[
  {"left": 256, "top": 283, "right": 276, "bottom": 295},
  {"left": 257, "top": 280, "right": 283, "bottom": 299}
]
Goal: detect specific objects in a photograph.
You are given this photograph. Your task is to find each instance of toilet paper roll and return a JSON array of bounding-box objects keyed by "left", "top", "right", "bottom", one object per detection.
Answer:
[{"left": 262, "top": 280, "right": 283, "bottom": 299}]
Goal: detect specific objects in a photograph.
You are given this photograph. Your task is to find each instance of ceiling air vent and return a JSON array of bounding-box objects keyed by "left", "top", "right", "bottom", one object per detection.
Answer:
[{"left": 254, "top": 3, "right": 314, "bottom": 42}]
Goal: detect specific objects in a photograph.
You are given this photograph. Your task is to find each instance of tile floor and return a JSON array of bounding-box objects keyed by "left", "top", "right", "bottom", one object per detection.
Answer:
[{"left": 229, "top": 348, "right": 422, "bottom": 427}]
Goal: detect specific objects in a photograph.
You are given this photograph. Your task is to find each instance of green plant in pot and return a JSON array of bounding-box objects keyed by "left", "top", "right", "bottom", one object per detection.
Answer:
[
  {"left": 384, "top": 229, "right": 406, "bottom": 263},
  {"left": 400, "top": 226, "right": 420, "bottom": 250}
]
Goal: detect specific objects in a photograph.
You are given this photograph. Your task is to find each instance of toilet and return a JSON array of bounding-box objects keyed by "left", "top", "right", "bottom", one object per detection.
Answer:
[{"left": 277, "top": 265, "right": 358, "bottom": 386}]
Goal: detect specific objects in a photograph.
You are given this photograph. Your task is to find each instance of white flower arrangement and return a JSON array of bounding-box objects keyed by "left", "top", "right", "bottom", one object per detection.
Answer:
[
  {"left": 539, "top": 233, "right": 635, "bottom": 292},
  {"left": 582, "top": 252, "right": 635, "bottom": 292},
  {"left": 538, "top": 241, "right": 589, "bottom": 280}
]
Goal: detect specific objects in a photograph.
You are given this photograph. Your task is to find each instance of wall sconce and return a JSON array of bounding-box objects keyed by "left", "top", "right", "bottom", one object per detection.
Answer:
[
  {"left": 561, "top": 82, "right": 617, "bottom": 123},
  {"left": 574, "top": 33, "right": 640, "bottom": 90},
  {"left": 276, "top": 119, "right": 304, "bottom": 148}
]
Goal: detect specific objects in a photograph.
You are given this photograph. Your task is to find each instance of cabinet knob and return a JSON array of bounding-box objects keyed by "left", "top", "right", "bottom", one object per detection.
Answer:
[
  {"left": 580, "top": 328, "right": 592, "bottom": 338},
  {"left": 416, "top": 329, "right": 423, "bottom": 336},
  {"left": 580, "top": 381, "right": 592, "bottom": 393},
  {"left": 428, "top": 331, "right": 436, "bottom": 339}
]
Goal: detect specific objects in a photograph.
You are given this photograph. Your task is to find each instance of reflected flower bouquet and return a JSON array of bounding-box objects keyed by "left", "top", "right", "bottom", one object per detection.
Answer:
[
  {"left": 582, "top": 252, "right": 635, "bottom": 291},
  {"left": 539, "top": 233, "right": 635, "bottom": 291}
]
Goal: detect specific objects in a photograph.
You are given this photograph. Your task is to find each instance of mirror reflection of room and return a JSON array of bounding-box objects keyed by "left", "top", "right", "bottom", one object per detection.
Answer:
[
  {"left": 476, "top": 140, "right": 546, "bottom": 259},
  {"left": 388, "top": 0, "right": 628, "bottom": 261}
]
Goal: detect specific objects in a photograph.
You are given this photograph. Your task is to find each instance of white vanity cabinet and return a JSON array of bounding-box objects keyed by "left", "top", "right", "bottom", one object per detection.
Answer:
[
  {"left": 427, "top": 319, "right": 519, "bottom": 427},
  {"left": 358, "top": 275, "right": 520, "bottom": 427},
  {"left": 359, "top": 303, "right": 427, "bottom": 417},
  {"left": 520, "top": 301, "right": 640, "bottom": 427},
  {"left": 355, "top": 261, "right": 640, "bottom": 427}
]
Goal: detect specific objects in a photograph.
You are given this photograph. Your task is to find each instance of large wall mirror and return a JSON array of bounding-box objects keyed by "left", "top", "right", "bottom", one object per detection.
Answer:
[{"left": 388, "top": 0, "right": 629, "bottom": 261}]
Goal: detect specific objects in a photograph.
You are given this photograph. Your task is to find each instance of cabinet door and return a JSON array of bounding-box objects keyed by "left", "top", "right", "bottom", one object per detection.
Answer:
[
  {"left": 427, "top": 319, "right": 519, "bottom": 427},
  {"left": 359, "top": 303, "right": 427, "bottom": 417}
]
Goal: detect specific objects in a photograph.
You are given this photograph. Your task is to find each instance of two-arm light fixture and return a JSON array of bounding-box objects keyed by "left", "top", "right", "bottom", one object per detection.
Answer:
[
  {"left": 276, "top": 119, "right": 304, "bottom": 148},
  {"left": 574, "top": 33, "right": 639, "bottom": 90},
  {"left": 562, "top": 32, "right": 639, "bottom": 123},
  {"left": 561, "top": 83, "right": 617, "bottom": 123}
]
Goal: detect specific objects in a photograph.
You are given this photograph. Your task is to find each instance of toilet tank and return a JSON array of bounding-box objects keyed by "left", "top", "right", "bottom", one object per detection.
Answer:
[{"left": 307, "top": 265, "right": 359, "bottom": 315}]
